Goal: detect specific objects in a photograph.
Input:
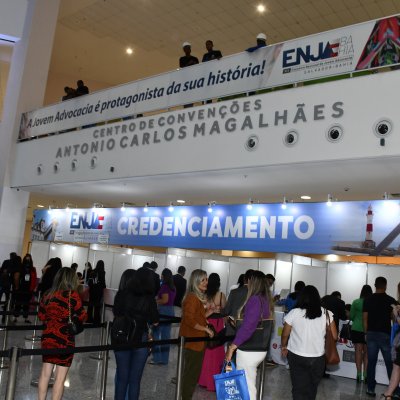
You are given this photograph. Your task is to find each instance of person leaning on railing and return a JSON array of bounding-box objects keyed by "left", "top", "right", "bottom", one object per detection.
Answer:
[{"left": 179, "top": 269, "right": 215, "bottom": 400}]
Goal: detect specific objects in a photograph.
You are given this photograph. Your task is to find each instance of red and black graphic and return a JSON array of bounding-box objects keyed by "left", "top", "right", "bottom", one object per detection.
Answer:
[{"left": 356, "top": 16, "right": 400, "bottom": 69}]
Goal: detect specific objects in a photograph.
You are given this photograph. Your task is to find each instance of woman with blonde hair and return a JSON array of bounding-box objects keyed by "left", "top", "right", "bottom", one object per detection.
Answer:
[
  {"left": 225, "top": 270, "right": 274, "bottom": 400},
  {"left": 38, "top": 267, "right": 87, "bottom": 400},
  {"left": 179, "top": 269, "right": 215, "bottom": 400}
]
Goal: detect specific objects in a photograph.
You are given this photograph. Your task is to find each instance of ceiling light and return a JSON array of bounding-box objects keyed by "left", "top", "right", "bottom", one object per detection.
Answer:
[
  {"left": 327, "top": 194, "right": 333, "bottom": 207},
  {"left": 168, "top": 202, "right": 174, "bottom": 212},
  {"left": 126, "top": 47, "right": 133, "bottom": 55},
  {"left": 207, "top": 201, "right": 216, "bottom": 213},
  {"left": 383, "top": 192, "right": 389, "bottom": 200},
  {"left": 281, "top": 196, "right": 287, "bottom": 210},
  {"left": 37, "top": 204, "right": 44, "bottom": 208},
  {"left": 143, "top": 203, "right": 149, "bottom": 212},
  {"left": 177, "top": 199, "right": 185, "bottom": 204},
  {"left": 257, "top": 4, "right": 266, "bottom": 13},
  {"left": 247, "top": 199, "right": 253, "bottom": 210},
  {"left": 301, "top": 195, "right": 311, "bottom": 200},
  {"left": 48, "top": 206, "right": 52, "bottom": 214},
  {"left": 121, "top": 202, "right": 126, "bottom": 212}
]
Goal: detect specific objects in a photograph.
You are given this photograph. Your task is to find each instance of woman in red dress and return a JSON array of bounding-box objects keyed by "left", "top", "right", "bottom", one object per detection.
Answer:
[{"left": 38, "top": 267, "right": 87, "bottom": 400}]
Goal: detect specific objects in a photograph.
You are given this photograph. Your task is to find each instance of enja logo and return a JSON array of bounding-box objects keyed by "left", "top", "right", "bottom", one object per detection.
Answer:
[
  {"left": 70, "top": 212, "right": 104, "bottom": 230},
  {"left": 282, "top": 40, "right": 339, "bottom": 68}
]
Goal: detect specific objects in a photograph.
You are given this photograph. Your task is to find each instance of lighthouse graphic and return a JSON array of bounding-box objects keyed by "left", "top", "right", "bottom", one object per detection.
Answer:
[{"left": 362, "top": 205, "right": 376, "bottom": 249}]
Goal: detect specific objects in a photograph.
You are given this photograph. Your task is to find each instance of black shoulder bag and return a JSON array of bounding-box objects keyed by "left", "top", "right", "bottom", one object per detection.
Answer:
[
  {"left": 235, "top": 298, "right": 273, "bottom": 351},
  {"left": 68, "top": 290, "right": 84, "bottom": 335}
]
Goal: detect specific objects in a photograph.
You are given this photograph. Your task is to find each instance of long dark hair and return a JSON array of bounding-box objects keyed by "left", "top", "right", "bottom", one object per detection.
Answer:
[
  {"left": 22, "top": 254, "right": 33, "bottom": 269},
  {"left": 161, "top": 268, "right": 175, "bottom": 291},
  {"left": 296, "top": 285, "right": 322, "bottom": 319},
  {"left": 206, "top": 273, "right": 221, "bottom": 301},
  {"left": 95, "top": 260, "right": 105, "bottom": 272},
  {"left": 360, "top": 284, "right": 373, "bottom": 299},
  {"left": 118, "top": 269, "right": 136, "bottom": 291}
]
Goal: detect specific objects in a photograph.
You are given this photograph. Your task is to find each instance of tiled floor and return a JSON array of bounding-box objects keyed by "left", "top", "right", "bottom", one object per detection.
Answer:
[{"left": 0, "top": 320, "right": 390, "bottom": 399}]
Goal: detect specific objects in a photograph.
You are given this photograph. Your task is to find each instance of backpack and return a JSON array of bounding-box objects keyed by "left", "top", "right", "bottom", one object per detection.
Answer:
[{"left": 110, "top": 315, "right": 137, "bottom": 345}]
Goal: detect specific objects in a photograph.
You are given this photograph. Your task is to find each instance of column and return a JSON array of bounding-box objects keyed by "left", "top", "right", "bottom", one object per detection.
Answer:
[{"left": 0, "top": 0, "right": 60, "bottom": 260}]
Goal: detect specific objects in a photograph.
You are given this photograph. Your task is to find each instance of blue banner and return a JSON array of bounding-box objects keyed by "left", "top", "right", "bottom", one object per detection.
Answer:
[{"left": 31, "top": 200, "right": 400, "bottom": 255}]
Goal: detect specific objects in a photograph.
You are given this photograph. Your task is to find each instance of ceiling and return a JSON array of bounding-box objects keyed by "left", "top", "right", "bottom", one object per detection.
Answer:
[{"left": 22, "top": 0, "right": 400, "bottom": 214}]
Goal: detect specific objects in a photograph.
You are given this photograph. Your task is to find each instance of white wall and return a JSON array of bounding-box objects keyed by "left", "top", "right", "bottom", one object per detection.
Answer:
[{"left": 12, "top": 71, "right": 400, "bottom": 188}]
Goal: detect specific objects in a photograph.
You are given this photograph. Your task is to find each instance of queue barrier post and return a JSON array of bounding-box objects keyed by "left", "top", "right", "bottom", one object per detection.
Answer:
[
  {"left": 100, "top": 321, "right": 111, "bottom": 400},
  {"left": 90, "top": 302, "right": 106, "bottom": 361},
  {"left": 5, "top": 346, "right": 19, "bottom": 400},
  {"left": 257, "top": 358, "right": 266, "bottom": 400},
  {"left": 0, "top": 299, "right": 12, "bottom": 369},
  {"left": 25, "top": 293, "right": 41, "bottom": 342},
  {"left": 175, "top": 336, "right": 185, "bottom": 400}
]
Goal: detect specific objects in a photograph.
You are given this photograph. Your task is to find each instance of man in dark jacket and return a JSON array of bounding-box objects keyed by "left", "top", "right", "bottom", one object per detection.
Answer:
[{"left": 173, "top": 266, "right": 186, "bottom": 308}]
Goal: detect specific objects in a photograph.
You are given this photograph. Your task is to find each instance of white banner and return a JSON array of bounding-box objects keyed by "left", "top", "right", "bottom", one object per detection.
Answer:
[{"left": 19, "top": 15, "right": 400, "bottom": 138}]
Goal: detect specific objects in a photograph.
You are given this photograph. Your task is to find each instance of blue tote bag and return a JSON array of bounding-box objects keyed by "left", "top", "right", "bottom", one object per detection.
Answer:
[{"left": 214, "top": 361, "right": 250, "bottom": 400}]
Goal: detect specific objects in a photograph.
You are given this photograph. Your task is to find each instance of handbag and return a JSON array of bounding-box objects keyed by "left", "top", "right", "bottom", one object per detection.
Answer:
[
  {"left": 68, "top": 290, "right": 84, "bottom": 335},
  {"left": 206, "top": 324, "right": 226, "bottom": 350},
  {"left": 235, "top": 298, "right": 273, "bottom": 351},
  {"left": 325, "top": 309, "right": 340, "bottom": 365},
  {"left": 214, "top": 361, "right": 250, "bottom": 400}
]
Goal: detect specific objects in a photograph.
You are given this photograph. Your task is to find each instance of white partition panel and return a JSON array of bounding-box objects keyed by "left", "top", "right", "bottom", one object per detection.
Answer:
[
  {"left": 292, "top": 263, "right": 327, "bottom": 296},
  {"left": 49, "top": 243, "right": 74, "bottom": 268},
  {"left": 176, "top": 256, "right": 201, "bottom": 281},
  {"left": 327, "top": 263, "right": 367, "bottom": 304},
  {"left": 30, "top": 241, "right": 50, "bottom": 278},
  {"left": 367, "top": 264, "right": 400, "bottom": 299},
  {"left": 227, "top": 263, "right": 248, "bottom": 295},
  {"left": 89, "top": 250, "right": 115, "bottom": 288},
  {"left": 201, "top": 259, "right": 230, "bottom": 296},
  {"left": 71, "top": 246, "right": 89, "bottom": 273},
  {"left": 111, "top": 253, "right": 134, "bottom": 290},
  {"left": 259, "top": 259, "right": 276, "bottom": 276},
  {"left": 132, "top": 254, "right": 153, "bottom": 269},
  {"left": 154, "top": 253, "right": 167, "bottom": 270},
  {"left": 274, "top": 260, "right": 292, "bottom": 295}
]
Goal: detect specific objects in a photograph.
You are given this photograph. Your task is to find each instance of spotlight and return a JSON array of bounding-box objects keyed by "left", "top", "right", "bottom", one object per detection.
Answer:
[
  {"left": 247, "top": 199, "right": 253, "bottom": 210},
  {"left": 257, "top": 4, "right": 266, "bottom": 13},
  {"left": 177, "top": 199, "right": 185, "bottom": 204},
  {"left": 168, "top": 202, "right": 174, "bottom": 212},
  {"left": 207, "top": 202, "right": 213, "bottom": 213},
  {"left": 327, "top": 194, "right": 333, "bottom": 207},
  {"left": 48, "top": 206, "right": 53, "bottom": 215},
  {"left": 281, "top": 196, "right": 287, "bottom": 210},
  {"left": 383, "top": 192, "right": 389, "bottom": 200},
  {"left": 144, "top": 203, "right": 149, "bottom": 212},
  {"left": 121, "top": 203, "right": 126, "bottom": 212}
]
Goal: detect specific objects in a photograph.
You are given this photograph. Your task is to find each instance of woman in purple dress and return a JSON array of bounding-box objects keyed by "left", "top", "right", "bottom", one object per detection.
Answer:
[{"left": 150, "top": 268, "right": 176, "bottom": 365}]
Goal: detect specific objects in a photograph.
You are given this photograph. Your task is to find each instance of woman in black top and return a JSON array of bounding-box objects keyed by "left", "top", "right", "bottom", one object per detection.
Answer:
[
  {"left": 87, "top": 260, "right": 106, "bottom": 323},
  {"left": 113, "top": 267, "right": 159, "bottom": 400}
]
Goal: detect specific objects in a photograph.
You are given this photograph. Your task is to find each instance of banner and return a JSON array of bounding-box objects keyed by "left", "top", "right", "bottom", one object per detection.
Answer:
[
  {"left": 31, "top": 200, "right": 400, "bottom": 255},
  {"left": 20, "top": 15, "right": 400, "bottom": 139}
]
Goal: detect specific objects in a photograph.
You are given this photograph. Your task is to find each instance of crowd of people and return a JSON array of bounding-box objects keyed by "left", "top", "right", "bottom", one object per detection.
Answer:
[{"left": 1, "top": 251, "right": 400, "bottom": 400}]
